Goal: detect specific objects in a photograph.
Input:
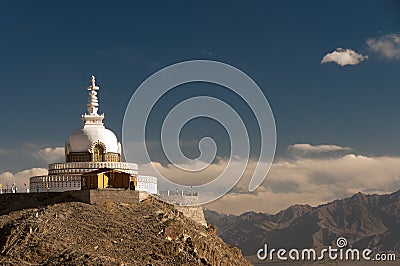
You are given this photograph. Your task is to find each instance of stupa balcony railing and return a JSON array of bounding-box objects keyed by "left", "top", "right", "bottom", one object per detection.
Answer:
[{"left": 48, "top": 162, "right": 138, "bottom": 171}]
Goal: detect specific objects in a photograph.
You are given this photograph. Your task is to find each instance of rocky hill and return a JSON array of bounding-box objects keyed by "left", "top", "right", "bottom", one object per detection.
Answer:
[
  {"left": 0, "top": 195, "right": 250, "bottom": 265},
  {"left": 204, "top": 190, "right": 400, "bottom": 256}
]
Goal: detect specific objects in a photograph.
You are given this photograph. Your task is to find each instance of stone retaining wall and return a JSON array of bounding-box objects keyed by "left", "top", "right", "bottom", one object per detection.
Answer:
[
  {"left": 175, "top": 206, "right": 207, "bottom": 226},
  {"left": 0, "top": 190, "right": 205, "bottom": 226},
  {"left": 156, "top": 194, "right": 207, "bottom": 226},
  {"left": 66, "top": 189, "right": 143, "bottom": 204}
]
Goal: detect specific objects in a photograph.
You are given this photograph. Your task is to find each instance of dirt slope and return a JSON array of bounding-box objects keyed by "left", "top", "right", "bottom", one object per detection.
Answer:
[{"left": 0, "top": 196, "right": 250, "bottom": 266}]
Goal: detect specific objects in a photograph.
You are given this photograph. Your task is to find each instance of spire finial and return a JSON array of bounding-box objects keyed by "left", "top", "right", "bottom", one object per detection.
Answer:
[
  {"left": 86, "top": 75, "right": 100, "bottom": 114},
  {"left": 88, "top": 75, "right": 99, "bottom": 91},
  {"left": 82, "top": 75, "right": 104, "bottom": 126},
  {"left": 90, "top": 75, "right": 96, "bottom": 88}
]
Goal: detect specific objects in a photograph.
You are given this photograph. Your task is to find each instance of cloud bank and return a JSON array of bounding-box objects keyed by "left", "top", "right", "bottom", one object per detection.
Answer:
[
  {"left": 367, "top": 33, "right": 400, "bottom": 60},
  {"left": 139, "top": 143, "right": 400, "bottom": 215},
  {"left": 205, "top": 153, "right": 400, "bottom": 214},
  {"left": 321, "top": 48, "right": 368, "bottom": 66}
]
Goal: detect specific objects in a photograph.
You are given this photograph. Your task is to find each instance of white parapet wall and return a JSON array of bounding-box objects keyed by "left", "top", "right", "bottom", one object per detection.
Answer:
[
  {"left": 30, "top": 173, "right": 158, "bottom": 194},
  {"left": 30, "top": 175, "right": 81, "bottom": 192},
  {"left": 136, "top": 175, "right": 158, "bottom": 194},
  {"left": 30, "top": 162, "right": 148, "bottom": 193}
]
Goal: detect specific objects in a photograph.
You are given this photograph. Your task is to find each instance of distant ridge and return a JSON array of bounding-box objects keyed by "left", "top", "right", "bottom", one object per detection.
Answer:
[{"left": 204, "top": 190, "right": 400, "bottom": 256}]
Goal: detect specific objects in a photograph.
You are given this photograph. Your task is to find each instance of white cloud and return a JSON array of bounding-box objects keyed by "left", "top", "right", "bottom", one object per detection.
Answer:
[
  {"left": 367, "top": 33, "right": 400, "bottom": 60},
  {"left": 35, "top": 147, "right": 65, "bottom": 163},
  {"left": 288, "top": 143, "right": 352, "bottom": 157},
  {"left": 0, "top": 168, "right": 48, "bottom": 191},
  {"left": 321, "top": 48, "right": 368, "bottom": 66}
]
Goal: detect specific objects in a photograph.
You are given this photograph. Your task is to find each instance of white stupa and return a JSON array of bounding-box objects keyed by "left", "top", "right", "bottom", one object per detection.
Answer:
[{"left": 30, "top": 76, "right": 157, "bottom": 194}]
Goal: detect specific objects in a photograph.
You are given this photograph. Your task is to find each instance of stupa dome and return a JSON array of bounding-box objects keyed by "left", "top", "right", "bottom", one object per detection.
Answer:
[{"left": 69, "top": 125, "right": 120, "bottom": 153}]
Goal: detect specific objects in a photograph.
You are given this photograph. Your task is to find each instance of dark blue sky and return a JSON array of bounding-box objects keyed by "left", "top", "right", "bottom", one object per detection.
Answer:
[{"left": 1, "top": 0, "right": 400, "bottom": 172}]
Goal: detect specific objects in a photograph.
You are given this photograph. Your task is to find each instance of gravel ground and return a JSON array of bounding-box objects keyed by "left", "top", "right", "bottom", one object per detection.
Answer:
[{"left": 0, "top": 196, "right": 250, "bottom": 266}]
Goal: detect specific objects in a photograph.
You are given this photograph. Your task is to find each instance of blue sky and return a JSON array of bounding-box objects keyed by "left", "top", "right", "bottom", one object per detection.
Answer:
[{"left": 1, "top": 1, "right": 400, "bottom": 212}]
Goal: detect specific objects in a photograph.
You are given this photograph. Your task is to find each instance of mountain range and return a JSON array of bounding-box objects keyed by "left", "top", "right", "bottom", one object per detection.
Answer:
[{"left": 204, "top": 190, "right": 400, "bottom": 256}]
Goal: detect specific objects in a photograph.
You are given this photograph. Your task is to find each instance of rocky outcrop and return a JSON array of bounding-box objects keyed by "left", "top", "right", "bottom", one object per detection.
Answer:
[{"left": 0, "top": 196, "right": 250, "bottom": 265}]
